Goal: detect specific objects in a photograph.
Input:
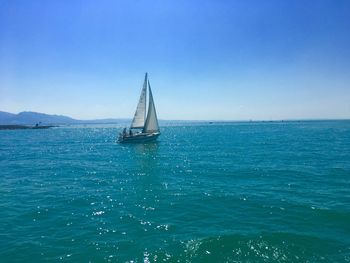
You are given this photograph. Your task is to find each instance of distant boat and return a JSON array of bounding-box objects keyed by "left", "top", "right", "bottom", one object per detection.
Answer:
[{"left": 118, "top": 73, "right": 161, "bottom": 143}]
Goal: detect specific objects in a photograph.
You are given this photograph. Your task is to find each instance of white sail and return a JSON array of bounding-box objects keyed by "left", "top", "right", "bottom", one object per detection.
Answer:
[
  {"left": 130, "top": 73, "right": 147, "bottom": 128},
  {"left": 143, "top": 80, "right": 160, "bottom": 133}
]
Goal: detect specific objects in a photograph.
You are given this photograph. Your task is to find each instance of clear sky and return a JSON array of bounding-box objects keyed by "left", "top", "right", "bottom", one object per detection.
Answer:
[{"left": 1, "top": 0, "right": 349, "bottom": 120}]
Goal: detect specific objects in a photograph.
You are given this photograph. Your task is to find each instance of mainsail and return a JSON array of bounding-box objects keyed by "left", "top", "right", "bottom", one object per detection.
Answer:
[
  {"left": 143, "top": 80, "right": 160, "bottom": 133},
  {"left": 130, "top": 73, "right": 147, "bottom": 129}
]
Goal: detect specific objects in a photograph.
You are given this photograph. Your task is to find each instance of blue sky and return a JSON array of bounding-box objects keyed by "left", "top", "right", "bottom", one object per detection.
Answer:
[{"left": 1, "top": 0, "right": 349, "bottom": 120}]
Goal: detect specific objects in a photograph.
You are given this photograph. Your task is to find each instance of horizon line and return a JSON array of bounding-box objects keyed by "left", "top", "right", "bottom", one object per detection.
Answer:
[{"left": 1, "top": 110, "right": 350, "bottom": 123}]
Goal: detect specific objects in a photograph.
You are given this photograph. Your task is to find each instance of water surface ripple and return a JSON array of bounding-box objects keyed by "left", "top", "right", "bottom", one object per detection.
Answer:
[{"left": 1, "top": 121, "right": 349, "bottom": 262}]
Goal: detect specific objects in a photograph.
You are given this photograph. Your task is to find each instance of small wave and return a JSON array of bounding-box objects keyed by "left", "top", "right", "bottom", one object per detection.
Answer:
[{"left": 133, "top": 232, "right": 349, "bottom": 262}]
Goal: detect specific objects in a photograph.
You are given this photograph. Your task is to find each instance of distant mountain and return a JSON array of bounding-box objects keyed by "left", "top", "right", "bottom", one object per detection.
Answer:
[
  {"left": 0, "top": 111, "right": 127, "bottom": 125},
  {"left": 0, "top": 111, "right": 16, "bottom": 124}
]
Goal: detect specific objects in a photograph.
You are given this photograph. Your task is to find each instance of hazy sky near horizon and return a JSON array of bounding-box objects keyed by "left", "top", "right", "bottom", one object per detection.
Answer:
[{"left": 1, "top": 0, "right": 350, "bottom": 120}]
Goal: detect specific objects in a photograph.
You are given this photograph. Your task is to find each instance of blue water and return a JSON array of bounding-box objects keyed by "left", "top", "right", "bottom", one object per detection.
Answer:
[{"left": 1, "top": 121, "right": 350, "bottom": 262}]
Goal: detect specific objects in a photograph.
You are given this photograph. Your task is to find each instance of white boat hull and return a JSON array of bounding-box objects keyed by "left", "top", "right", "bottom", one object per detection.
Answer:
[{"left": 118, "top": 132, "right": 160, "bottom": 143}]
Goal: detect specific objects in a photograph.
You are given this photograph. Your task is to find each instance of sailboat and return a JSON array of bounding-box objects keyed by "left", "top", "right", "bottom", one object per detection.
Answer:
[{"left": 118, "top": 73, "right": 161, "bottom": 143}]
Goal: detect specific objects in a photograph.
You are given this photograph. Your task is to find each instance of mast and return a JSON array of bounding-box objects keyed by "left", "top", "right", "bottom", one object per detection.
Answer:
[
  {"left": 130, "top": 73, "right": 147, "bottom": 129},
  {"left": 143, "top": 79, "right": 160, "bottom": 133}
]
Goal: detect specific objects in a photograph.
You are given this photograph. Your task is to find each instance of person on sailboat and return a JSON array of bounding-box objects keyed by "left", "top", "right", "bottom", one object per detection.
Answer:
[{"left": 129, "top": 129, "right": 133, "bottom": 136}]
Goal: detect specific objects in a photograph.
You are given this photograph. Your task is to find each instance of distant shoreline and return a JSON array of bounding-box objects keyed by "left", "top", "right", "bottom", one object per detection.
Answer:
[
  {"left": 0, "top": 125, "right": 56, "bottom": 130},
  {"left": 1, "top": 110, "right": 350, "bottom": 126},
  {"left": 1, "top": 119, "right": 350, "bottom": 131}
]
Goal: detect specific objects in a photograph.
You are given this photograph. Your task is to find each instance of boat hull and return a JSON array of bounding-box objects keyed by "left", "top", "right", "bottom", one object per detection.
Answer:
[{"left": 118, "top": 132, "right": 160, "bottom": 143}]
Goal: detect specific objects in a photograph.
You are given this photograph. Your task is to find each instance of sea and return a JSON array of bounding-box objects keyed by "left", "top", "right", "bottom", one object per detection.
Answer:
[{"left": 1, "top": 121, "right": 349, "bottom": 262}]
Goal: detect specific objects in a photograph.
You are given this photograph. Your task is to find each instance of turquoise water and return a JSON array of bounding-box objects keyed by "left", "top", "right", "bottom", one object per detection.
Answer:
[{"left": 1, "top": 121, "right": 349, "bottom": 262}]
